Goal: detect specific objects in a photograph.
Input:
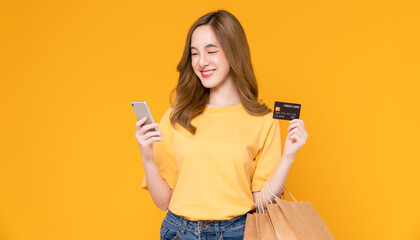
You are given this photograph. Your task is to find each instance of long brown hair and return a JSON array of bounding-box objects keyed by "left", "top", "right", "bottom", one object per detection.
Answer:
[{"left": 169, "top": 9, "right": 271, "bottom": 134}]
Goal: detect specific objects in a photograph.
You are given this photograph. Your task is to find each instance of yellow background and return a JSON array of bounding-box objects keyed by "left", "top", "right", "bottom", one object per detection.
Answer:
[{"left": 1, "top": 0, "right": 419, "bottom": 239}]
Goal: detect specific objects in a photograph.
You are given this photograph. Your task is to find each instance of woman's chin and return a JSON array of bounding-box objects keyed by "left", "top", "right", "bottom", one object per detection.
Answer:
[
  {"left": 199, "top": 80, "right": 214, "bottom": 89},
  {"left": 200, "top": 78, "right": 224, "bottom": 89}
]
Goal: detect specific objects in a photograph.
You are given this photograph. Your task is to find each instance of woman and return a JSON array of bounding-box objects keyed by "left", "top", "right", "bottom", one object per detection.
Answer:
[{"left": 136, "top": 9, "right": 308, "bottom": 240}]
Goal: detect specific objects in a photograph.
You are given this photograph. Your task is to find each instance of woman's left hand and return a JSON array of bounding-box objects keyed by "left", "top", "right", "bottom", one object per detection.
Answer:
[{"left": 283, "top": 119, "right": 308, "bottom": 159}]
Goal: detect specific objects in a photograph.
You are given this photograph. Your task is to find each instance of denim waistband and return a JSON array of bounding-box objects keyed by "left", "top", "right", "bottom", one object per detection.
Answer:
[{"left": 164, "top": 209, "right": 253, "bottom": 232}]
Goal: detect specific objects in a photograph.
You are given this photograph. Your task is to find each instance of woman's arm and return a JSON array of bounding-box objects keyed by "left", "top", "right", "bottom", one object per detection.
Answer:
[
  {"left": 143, "top": 159, "right": 174, "bottom": 211},
  {"left": 136, "top": 114, "right": 176, "bottom": 211},
  {"left": 252, "top": 154, "right": 294, "bottom": 207},
  {"left": 252, "top": 118, "right": 308, "bottom": 208}
]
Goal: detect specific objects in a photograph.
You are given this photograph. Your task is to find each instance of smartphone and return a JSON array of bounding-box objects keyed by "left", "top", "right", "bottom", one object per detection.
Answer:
[{"left": 131, "top": 101, "right": 158, "bottom": 132}]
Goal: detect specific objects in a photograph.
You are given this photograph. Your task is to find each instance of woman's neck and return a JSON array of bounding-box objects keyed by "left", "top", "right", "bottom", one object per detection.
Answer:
[{"left": 207, "top": 78, "right": 241, "bottom": 108}]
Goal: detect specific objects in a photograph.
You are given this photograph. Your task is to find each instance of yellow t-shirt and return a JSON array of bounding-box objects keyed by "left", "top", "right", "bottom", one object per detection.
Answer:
[{"left": 141, "top": 103, "right": 282, "bottom": 220}]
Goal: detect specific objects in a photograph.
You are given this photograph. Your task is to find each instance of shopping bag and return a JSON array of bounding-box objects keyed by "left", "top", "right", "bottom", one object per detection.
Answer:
[
  {"left": 245, "top": 178, "right": 334, "bottom": 240},
  {"left": 243, "top": 212, "right": 257, "bottom": 240},
  {"left": 266, "top": 200, "right": 297, "bottom": 240},
  {"left": 244, "top": 180, "right": 278, "bottom": 240},
  {"left": 275, "top": 194, "right": 334, "bottom": 240}
]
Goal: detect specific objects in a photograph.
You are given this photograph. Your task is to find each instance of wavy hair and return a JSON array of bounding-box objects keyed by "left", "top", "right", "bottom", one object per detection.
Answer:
[{"left": 169, "top": 9, "right": 271, "bottom": 134}]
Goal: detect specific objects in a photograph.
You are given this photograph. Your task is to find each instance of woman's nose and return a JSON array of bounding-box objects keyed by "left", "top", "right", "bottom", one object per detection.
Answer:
[{"left": 198, "top": 54, "right": 210, "bottom": 68}]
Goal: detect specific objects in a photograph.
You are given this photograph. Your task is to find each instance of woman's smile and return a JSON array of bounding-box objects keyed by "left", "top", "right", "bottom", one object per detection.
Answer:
[{"left": 201, "top": 69, "right": 216, "bottom": 78}]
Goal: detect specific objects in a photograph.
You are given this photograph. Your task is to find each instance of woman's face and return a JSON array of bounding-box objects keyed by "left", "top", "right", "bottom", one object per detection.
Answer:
[{"left": 190, "top": 25, "right": 231, "bottom": 89}]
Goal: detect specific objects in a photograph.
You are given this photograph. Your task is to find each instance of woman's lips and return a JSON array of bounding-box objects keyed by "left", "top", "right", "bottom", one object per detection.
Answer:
[{"left": 201, "top": 69, "right": 215, "bottom": 78}]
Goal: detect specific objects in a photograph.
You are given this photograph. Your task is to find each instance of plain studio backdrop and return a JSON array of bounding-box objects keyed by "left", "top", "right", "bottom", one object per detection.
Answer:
[{"left": 0, "top": 0, "right": 419, "bottom": 239}]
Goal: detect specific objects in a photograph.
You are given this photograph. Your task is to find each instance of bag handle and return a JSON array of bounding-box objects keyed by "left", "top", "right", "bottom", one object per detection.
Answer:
[
  {"left": 257, "top": 178, "right": 297, "bottom": 213},
  {"left": 283, "top": 186, "right": 297, "bottom": 202},
  {"left": 256, "top": 178, "right": 298, "bottom": 213},
  {"left": 257, "top": 180, "right": 270, "bottom": 213},
  {"left": 266, "top": 178, "right": 297, "bottom": 202}
]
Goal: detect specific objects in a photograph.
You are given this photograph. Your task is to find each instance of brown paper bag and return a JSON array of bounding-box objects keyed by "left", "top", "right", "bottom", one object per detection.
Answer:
[
  {"left": 244, "top": 212, "right": 257, "bottom": 240},
  {"left": 244, "top": 182, "right": 278, "bottom": 240},
  {"left": 259, "top": 180, "right": 296, "bottom": 240},
  {"left": 245, "top": 178, "right": 334, "bottom": 240},
  {"left": 275, "top": 196, "right": 334, "bottom": 240},
  {"left": 266, "top": 202, "right": 297, "bottom": 240},
  {"left": 270, "top": 184, "right": 334, "bottom": 240},
  {"left": 255, "top": 211, "right": 277, "bottom": 240},
  {"left": 244, "top": 206, "right": 278, "bottom": 239}
]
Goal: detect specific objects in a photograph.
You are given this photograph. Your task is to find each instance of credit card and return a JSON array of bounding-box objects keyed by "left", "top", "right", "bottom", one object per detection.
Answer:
[{"left": 273, "top": 101, "right": 301, "bottom": 120}]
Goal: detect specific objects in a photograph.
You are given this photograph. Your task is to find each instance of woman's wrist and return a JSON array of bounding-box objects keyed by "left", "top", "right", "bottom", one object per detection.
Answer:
[
  {"left": 142, "top": 156, "right": 155, "bottom": 165},
  {"left": 282, "top": 153, "right": 295, "bottom": 163}
]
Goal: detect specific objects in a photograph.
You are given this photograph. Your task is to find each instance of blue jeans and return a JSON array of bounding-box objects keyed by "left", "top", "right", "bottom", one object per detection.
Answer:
[{"left": 160, "top": 209, "right": 252, "bottom": 240}]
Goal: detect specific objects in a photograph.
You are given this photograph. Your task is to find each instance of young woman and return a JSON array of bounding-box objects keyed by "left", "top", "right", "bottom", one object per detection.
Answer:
[{"left": 136, "top": 10, "right": 308, "bottom": 240}]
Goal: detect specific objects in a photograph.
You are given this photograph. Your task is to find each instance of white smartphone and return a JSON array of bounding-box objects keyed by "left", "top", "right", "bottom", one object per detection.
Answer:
[{"left": 131, "top": 101, "right": 158, "bottom": 132}]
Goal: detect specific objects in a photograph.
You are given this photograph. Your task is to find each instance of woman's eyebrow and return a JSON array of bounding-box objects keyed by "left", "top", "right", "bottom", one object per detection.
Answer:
[{"left": 190, "top": 44, "right": 219, "bottom": 50}]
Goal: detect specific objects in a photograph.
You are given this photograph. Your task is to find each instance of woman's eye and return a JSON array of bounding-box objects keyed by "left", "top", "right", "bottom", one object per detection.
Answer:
[{"left": 191, "top": 51, "right": 217, "bottom": 55}]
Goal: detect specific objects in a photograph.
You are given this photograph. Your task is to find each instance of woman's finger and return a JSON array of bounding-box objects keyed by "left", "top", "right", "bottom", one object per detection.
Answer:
[
  {"left": 144, "top": 136, "right": 164, "bottom": 146},
  {"left": 296, "top": 127, "right": 306, "bottom": 138},
  {"left": 287, "top": 122, "right": 300, "bottom": 132},
  {"left": 287, "top": 128, "right": 299, "bottom": 140},
  {"left": 286, "top": 127, "right": 298, "bottom": 136},
  {"left": 299, "top": 121, "right": 306, "bottom": 131},
  {"left": 139, "top": 122, "right": 159, "bottom": 135},
  {"left": 136, "top": 117, "right": 148, "bottom": 131},
  {"left": 289, "top": 123, "right": 307, "bottom": 138},
  {"left": 297, "top": 119, "right": 306, "bottom": 130},
  {"left": 143, "top": 130, "right": 164, "bottom": 141},
  {"left": 294, "top": 133, "right": 306, "bottom": 144},
  {"left": 289, "top": 119, "right": 305, "bottom": 131},
  {"left": 289, "top": 129, "right": 302, "bottom": 142}
]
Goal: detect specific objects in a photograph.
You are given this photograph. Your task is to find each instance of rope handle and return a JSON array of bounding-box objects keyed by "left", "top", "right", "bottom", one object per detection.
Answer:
[
  {"left": 256, "top": 178, "right": 297, "bottom": 213},
  {"left": 265, "top": 178, "right": 297, "bottom": 202}
]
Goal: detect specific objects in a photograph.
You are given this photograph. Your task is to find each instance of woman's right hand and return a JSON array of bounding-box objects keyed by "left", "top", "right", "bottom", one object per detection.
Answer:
[{"left": 135, "top": 116, "right": 164, "bottom": 162}]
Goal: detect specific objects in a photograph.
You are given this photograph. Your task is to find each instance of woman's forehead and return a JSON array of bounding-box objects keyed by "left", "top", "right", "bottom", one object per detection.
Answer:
[{"left": 191, "top": 25, "right": 220, "bottom": 48}]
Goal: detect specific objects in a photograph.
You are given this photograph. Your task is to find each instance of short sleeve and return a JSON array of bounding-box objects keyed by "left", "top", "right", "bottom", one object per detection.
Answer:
[
  {"left": 140, "top": 107, "right": 178, "bottom": 191},
  {"left": 251, "top": 118, "right": 282, "bottom": 192}
]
